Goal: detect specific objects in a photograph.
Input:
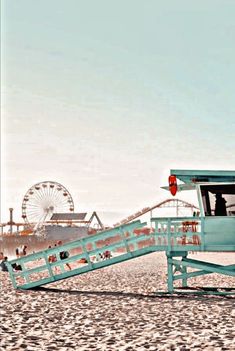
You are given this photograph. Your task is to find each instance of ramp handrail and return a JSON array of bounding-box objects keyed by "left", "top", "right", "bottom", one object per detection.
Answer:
[{"left": 6, "top": 220, "right": 150, "bottom": 289}]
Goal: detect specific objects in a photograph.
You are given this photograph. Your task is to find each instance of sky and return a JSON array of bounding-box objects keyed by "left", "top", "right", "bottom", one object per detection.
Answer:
[{"left": 1, "top": 0, "right": 235, "bottom": 225}]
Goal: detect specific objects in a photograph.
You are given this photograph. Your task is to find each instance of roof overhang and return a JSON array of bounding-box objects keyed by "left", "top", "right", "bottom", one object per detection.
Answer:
[{"left": 170, "top": 169, "right": 235, "bottom": 184}]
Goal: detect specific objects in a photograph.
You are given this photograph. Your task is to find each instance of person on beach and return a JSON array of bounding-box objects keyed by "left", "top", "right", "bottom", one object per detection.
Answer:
[
  {"left": 0, "top": 257, "right": 8, "bottom": 272},
  {"left": 12, "top": 263, "right": 22, "bottom": 271},
  {"left": 215, "top": 193, "right": 227, "bottom": 216},
  {"left": 48, "top": 245, "right": 57, "bottom": 263},
  {"left": 103, "top": 250, "right": 112, "bottom": 260},
  {"left": 47, "top": 245, "right": 59, "bottom": 273},
  {"left": 0, "top": 252, "right": 4, "bottom": 260},
  {"left": 96, "top": 253, "right": 103, "bottom": 261},
  {"left": 15, "top": 245, "right": 27, "bottom": 258},
  {"left": 57, "top": 241, "right": 71, "bottom": 270}
]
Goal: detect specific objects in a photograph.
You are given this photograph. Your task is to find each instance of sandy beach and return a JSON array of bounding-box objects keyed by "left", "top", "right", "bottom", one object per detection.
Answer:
[{"left": 1, "top": 252, "right": 235, "bottom": 350}]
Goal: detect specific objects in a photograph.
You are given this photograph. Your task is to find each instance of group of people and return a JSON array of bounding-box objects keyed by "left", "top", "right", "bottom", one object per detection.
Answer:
[
  {"left": 15, "top": 245, "right": 27, "bottom": 258},
  {"left": 95, "top": 250, "right": 112, "bottom": 261},
  {"left": 48, "top": 241, "right": 71, "bottom": 270},
  {"left": 0, "top": 245, "right": 28, "bottom": 272},
  {"left": 1, "top": 244, "right": 113, "bottom": 273},
  {"left": 0, "top": 241, "right": 73, "bottom": 273}
]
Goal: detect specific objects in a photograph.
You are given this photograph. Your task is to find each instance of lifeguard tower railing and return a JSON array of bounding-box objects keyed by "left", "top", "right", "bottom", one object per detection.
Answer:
[{"left": 151, "top": 216, "right": 204, "bottom": 249}]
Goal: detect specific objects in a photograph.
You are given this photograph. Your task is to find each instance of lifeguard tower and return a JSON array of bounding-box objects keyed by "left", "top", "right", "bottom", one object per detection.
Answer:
[
  {"left": 6, "top": 170, "right": 235, "bottom": 295},
  {"left": 158, "top": 169, "right": 235, "bottom": 294}
]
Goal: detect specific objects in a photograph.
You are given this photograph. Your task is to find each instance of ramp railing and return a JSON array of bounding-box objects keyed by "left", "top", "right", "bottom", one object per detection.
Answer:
[
  {"left": 7, "top": 220, "right": 157, "bottom": 289},
  {"left": 6, "top": 217, "right": 205, "bottom": 290}
]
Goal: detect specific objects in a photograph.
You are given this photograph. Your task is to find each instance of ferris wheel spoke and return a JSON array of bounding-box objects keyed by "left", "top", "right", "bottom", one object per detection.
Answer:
[
  {"left": 47, "top": 187, "right": 52, "bottom": 201},
  {"left": 41, "top": 185, "right": 49, "bottom": 200},
  {"left": 27, "top": 200, "right": 42, "bottom": 208},
  {"left": 53, "top": 191, "right": 71, "bottom": 208},
  {"left": 45, "top": 183, "right": 50, "bottom": 199},
  {"left": 26, "top": 205, "right": 42, "bottom": 212},
  {"left": 29, "top": 213, "right": 44, "bottom": 221},
  {"left": 27, "top": 188, "right": 38, "bottom": 200},
  {"left": 30, "top": 190, "right": 45, "bottom": 203},
  {"left": 49, "top": 183, "right": 55, "bottom": 198},
  {"left": 25, "top": 198, "right": 43, "bottom": 207},
  {"left": 49, "top": 188, "right": 57, "bottom": 204},
  {"left": 55, "top": 196, "right": 64, "bottom": 207},
  {"left": 48, "top": 182, "right": 54, "bottom": 198},
  {"left": 53, "top": 187, "right": 61, "bottom": 203},
  {"left": 27, "top": 207, "right": 41, "bottom": 214},
  {"left": 55, "top": 200, "right": 71, "bottom": 211},
  {"left": 30, "top": 210, "right": 47, "bottom": 221},
  {"left": 40, "top": 188, "right": 48, "bottom": 201},
  {"left": 27, "top": 209, "right": 43, "bottom": 218},
  {"left": 34, "top": 212, "right": 49, "bottom": 227},
  {"left": 29, "top": 216, "right": 40, "bottom": 223},
  {"left": 33, "top": 185, "right": 45, "bottom": 201},
  {"left": 52, "top": 185, "right": 63, "bottom": 201},
  {"left": 30, "top": 204, "right": 42, "bottom": 211}
]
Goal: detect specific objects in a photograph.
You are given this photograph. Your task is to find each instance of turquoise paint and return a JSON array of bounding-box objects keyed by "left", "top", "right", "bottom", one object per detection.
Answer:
[{"left": 171, "top": 169, "right": 235, "bottom": 183}]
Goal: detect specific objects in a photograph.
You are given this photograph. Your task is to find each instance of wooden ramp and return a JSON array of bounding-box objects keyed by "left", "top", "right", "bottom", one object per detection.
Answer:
[
  {"left": 6, "top": 218, "right": 201, "bottom": 290},
  {"left": 7, "top": 220, "right": 150, "bottom": 289},
  {"left": 6, "top": 218, "right": 220, "bottom": 292}
]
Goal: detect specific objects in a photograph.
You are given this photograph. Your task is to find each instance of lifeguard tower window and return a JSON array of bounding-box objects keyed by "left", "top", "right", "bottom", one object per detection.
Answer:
[{"left": 200, "top": 184, "right": 235, "bottom": 216}]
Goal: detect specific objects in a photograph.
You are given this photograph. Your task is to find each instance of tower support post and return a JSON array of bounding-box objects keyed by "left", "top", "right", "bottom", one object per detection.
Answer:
[
  {"left": 166, "top": 252, "right": 174, "bottom": 292},
  {"left": 166, "top": 251, "right": 188, "bottom": 293},
  {"left": 181, "top": 252, "right": 188, "bottom": 288}
]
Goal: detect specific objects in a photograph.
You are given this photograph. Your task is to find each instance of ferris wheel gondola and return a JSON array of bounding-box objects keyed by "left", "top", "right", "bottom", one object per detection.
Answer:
[{"left": 22, "top": 181, "right": 74, "bottom": 229}]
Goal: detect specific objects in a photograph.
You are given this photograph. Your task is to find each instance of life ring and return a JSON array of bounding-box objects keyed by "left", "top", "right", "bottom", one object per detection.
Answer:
[{"left": 168, "top": 175, "right": 177, "bottom": 196}]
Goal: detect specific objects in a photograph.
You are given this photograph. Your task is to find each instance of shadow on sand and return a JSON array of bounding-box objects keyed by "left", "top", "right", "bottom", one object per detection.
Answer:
[{"left": 29, "top": 286, "right": 234, "bottom": 300}]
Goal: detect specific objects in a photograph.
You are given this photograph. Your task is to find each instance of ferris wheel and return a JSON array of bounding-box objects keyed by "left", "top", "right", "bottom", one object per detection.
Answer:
[{"left": 22, "top": 181, "right": 74, "bottom": 228}]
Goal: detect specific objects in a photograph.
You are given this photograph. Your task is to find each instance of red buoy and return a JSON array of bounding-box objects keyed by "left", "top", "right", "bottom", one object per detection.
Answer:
[{"left": 168, "top": 175, "right": 177, "bottom": 196}]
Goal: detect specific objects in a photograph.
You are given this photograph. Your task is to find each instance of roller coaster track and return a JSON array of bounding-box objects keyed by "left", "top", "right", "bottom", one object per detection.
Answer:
[{"left": 113, "top": 198, "right": 199, "bottom": 227}]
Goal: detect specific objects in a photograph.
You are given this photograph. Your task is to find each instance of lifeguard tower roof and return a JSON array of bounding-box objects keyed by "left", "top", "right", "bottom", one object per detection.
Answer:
[{"left": 171, "top": 170, "right": 235, "bottom": 184}]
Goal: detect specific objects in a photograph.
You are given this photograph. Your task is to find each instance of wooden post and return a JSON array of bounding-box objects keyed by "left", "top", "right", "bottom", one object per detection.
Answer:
[
  {"left": 167, "top": 253, "right": 174, "bottom": 293},
  {"left": 181, "top": 253, "right": 188, "bottom": 288}
]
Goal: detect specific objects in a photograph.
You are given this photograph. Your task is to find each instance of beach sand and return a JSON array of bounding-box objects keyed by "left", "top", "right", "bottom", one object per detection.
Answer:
[{"left": 1, "top": 252, "right": 234, "bottom": 350}]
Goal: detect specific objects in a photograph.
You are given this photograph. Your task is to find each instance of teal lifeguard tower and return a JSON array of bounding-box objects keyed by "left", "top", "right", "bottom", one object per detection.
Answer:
[{"left": 6, "top": 170, "right": 235, "bottom": 295}]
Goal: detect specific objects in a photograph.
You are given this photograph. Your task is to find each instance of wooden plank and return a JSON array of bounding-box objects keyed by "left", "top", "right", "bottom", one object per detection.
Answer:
[
  {"left": 173, "top": 264, "right": 235, "bottom": 281},
  {"left": 170, "top": 258, "right": 235, "bottom": 276}
]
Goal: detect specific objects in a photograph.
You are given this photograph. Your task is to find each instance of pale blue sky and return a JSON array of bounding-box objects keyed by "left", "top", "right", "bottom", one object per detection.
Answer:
[{"left": 1, "top": 0, "right": 235, "bottom": 224}]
